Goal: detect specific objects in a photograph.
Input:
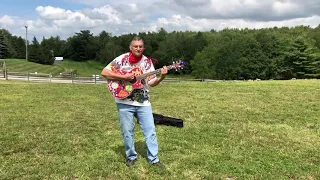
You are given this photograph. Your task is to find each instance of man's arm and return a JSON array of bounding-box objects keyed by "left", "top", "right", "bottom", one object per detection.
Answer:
[
  {"left": 149, "top": 66, "right": 168, "bottom": 87},
  {"left": 101, "top": 68, "right": 134, "bottom": 81}
]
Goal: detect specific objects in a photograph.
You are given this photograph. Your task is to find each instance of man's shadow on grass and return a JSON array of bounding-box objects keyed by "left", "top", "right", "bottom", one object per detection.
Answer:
[{"left": 113, "top": 140, "right": 148, "bottom": 161}]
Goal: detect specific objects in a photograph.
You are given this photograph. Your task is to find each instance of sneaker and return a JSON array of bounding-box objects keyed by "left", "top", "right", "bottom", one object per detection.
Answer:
[
  {"left": 125, "top": 159, "right": 137, "bottom": 167},
  {"left": 152, "top": 161, "right": 166, "bottom": 169}
]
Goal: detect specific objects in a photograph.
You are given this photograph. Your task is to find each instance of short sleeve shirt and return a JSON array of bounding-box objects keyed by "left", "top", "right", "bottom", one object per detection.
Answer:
[{"left": 105, "top": 52, "right": 157, "bottom": 106}]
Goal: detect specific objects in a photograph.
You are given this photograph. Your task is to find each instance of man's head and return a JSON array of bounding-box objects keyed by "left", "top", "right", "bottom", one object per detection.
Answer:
[{"left": 129, "top": 36, "right": 144, "bottom": 57}]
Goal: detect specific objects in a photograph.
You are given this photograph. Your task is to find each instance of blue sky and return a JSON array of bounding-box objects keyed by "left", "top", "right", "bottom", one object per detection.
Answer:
[
  {"left": 0, "top": 0, "right": 319, "bottom": 40},
  {"left": 0, "top": 0, "right": 86, "bottom": 17}
]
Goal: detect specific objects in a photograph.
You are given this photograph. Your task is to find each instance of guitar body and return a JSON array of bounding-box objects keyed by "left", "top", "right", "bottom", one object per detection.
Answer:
[
  {"left": 106, "top": 60, "right": 185, "bottom": 99},
  {"left": 107, "top": 67, "right": 145, "bottom": 99}
]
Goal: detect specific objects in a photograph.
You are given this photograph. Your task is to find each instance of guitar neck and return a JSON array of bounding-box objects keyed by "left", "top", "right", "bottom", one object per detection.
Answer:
[{"left": 137, "top": 66, "right": 173, "bottom": 80}]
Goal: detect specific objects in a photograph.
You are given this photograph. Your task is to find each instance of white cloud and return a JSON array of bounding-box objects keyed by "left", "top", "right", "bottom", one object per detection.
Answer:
[
  {"left": 0, "top": 15, "right": 16, "bottom": 26},
  {"left": 52, "top": 11, "right": 103, "bottom": 28},
  {"left": 36, "top": 6, "right": 71, "bottom": 20},
  {"left": 172, "top": 0, "right": 320, "bottom": 21},
  {"left": 64, "top": 0, "right": 150, "bottom": 7},
  {"left": 174, "top": 0, "right": 211, "bottom": 7},
  {"left": 90, "top": 5, "right": 122, "bottom": 23},
  {"left": 0, "top": 1, "right": 319, "bottom": 42},
  {"left": 147, "top": 14, "right": 320, "bottom": 33},
  {"left": 272, "top": 1, "right": 299, "bottom": 16}
]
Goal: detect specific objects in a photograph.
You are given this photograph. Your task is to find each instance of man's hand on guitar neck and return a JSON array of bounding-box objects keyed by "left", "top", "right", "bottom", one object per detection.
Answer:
[
  {"left": 160, "top": 66, "right": 168, "bottom": 78},
  {"left": 149, "top": 66, "right": 168, "bottom": 87}
]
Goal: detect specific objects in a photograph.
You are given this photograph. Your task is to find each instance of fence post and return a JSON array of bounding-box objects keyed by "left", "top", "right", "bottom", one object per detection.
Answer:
[
  {"left": 72, "top": 72, "right": 74, "bottom": 84},
  {"left": 4, "top": 67, "right": 8, "bottom": 80},
  {"left": 49, "top": 73, "right": 52, "bottom": 82},
  {"left": 2, "top": 61, "right": 7, "bottom": 79},
  {"left": 2, "top": 61, "right": 4, "bottom": 78},
  {"left": 27, "top": 72, "right": 29, "bottom": 81},
  {"left": 94, "top": 74, "right": 97, "bottom": 84}
]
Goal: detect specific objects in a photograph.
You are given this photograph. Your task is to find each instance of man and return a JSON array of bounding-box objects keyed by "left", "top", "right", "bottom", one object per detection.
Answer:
[{"left": 101, "top": 36, "right": 167, "bottom": 168}]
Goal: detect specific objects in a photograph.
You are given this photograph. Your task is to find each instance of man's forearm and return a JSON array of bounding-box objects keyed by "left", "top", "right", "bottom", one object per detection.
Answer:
[
  {"left": 101, "top": 69, "right": 125, "bottom": 80},
  {"left": 149, "top": 75, "right": 166, "bottom": 87}
]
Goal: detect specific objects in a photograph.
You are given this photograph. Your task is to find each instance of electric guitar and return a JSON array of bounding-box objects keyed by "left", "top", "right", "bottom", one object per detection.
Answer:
[{"left": 107, "top": 61, "right": 184, "bottom": 99}]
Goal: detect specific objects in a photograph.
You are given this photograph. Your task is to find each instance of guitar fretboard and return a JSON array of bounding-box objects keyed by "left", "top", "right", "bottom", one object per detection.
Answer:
[{"left": 137, "top": 66, "right": 174, "bottom": 80}]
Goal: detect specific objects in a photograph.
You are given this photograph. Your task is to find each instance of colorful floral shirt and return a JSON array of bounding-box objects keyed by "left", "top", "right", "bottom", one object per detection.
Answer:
[{"left": 105, "top": 52, "right": 157, "bottom": 106}]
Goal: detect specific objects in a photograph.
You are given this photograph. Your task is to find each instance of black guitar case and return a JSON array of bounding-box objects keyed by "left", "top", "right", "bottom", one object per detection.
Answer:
[{"left": 153, "top": 113, "right": 184, "bottom": 128}]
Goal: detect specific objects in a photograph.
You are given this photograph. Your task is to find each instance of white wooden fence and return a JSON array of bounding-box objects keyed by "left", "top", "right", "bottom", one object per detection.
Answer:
[{"left": 0, "top": 60, "right": 221, "bottom": 84}]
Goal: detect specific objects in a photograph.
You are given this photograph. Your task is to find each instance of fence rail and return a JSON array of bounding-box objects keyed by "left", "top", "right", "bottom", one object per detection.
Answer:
[
  {"left": 0, "top": 61, "right": 238, "bottom": 84},
  {"left": 1, "top": 70, "right": 218, "bottom": 84}
]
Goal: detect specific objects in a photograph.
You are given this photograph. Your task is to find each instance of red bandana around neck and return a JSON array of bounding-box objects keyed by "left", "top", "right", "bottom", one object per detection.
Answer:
[{"left": 128, "top": 51, "right": 143, "bottom": 64}]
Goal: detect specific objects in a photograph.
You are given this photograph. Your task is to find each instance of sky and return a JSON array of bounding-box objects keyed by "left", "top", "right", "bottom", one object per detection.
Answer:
[{"left": 1, "top": 0, "right": 320, "bottom": 41}]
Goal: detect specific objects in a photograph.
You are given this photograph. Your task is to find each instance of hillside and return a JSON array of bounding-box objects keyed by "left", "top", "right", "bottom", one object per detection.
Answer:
[{"left": 1, "top": 59, "right": 105, "bottom": 77}]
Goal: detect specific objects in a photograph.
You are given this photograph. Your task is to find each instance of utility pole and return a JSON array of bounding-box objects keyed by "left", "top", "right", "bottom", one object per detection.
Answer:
[{"left": 25, "top": 26, "right": 28, "bottom": 61}]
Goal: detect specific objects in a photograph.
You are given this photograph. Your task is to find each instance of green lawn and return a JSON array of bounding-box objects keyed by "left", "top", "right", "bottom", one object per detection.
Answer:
[
  {"left": 57, "top": 60, "right": 105, "bottom": 77},
  {"left": 1, "top": 59, "right": 105, "bottom": 77},
  {"left": 0, "top": 80, "right": 319, "bottom": 179},
  {"left": 2, "top": 59, "right": 64, "bottom": 76}
]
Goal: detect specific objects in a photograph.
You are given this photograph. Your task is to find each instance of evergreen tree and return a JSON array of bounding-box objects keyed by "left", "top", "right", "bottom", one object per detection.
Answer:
[
  {"left": 0, "top": 32, "right": 8, "bottom": 59},
  {"left": 28, "top": 36, "right": 41, "bottom": 63}
]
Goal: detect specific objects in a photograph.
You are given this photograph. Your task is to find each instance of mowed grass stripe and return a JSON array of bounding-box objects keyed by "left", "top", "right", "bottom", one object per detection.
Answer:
[
  {"left": 59, "top": 60, "right": 104, "bottom": 76},
  {"left": 4, "top": 60, "right": 31, "bottom": 70},
  {"left": 50, "top": 67, "right": 65, "bottom": 75},
  {"left": 9, "top": 63, "right": 42, "bottom": 72},
  {"left": 5, "top": 60, "right": 52, "bottom": 72},
  {"left": 3, "top": 59, "right": 105, "bottom": 77},
  {"left": 31, "top": 65, "right": 62, "bottom": 75},
  {"left": 11, "top": 63, "right": 52, "bottom": 73},
  {"left": 4, "top": 59, "right": 64, "bottom": 75}
]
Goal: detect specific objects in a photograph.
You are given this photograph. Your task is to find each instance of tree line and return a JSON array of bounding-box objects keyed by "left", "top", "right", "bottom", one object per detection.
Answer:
[{"left": 1, "top": 25, "right": 320, "bottom": 80}]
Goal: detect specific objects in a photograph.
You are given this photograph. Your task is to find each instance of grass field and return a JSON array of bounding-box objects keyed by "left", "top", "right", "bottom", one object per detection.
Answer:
[
  {"left": 1, "top": 59, "right": 105, "bottom": 77},
  {"left": 0, "top": 79, "right": 319, "bottom": 179},
  {"left": 55, "top": 60, "right": 106, "bottom": 77},
  {"left": 2, "top": 59, "right": 65, "bottom": 75}
]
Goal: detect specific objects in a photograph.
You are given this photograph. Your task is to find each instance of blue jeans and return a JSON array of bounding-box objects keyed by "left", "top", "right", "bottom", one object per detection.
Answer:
[{"left": 116, "top": 103, "right": 159, "bottom": 164}]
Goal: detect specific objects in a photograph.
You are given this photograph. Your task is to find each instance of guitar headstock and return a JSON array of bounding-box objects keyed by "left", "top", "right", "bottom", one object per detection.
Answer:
[{"left": 170, "top": 60, "right": 185, "bottom": 70}]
